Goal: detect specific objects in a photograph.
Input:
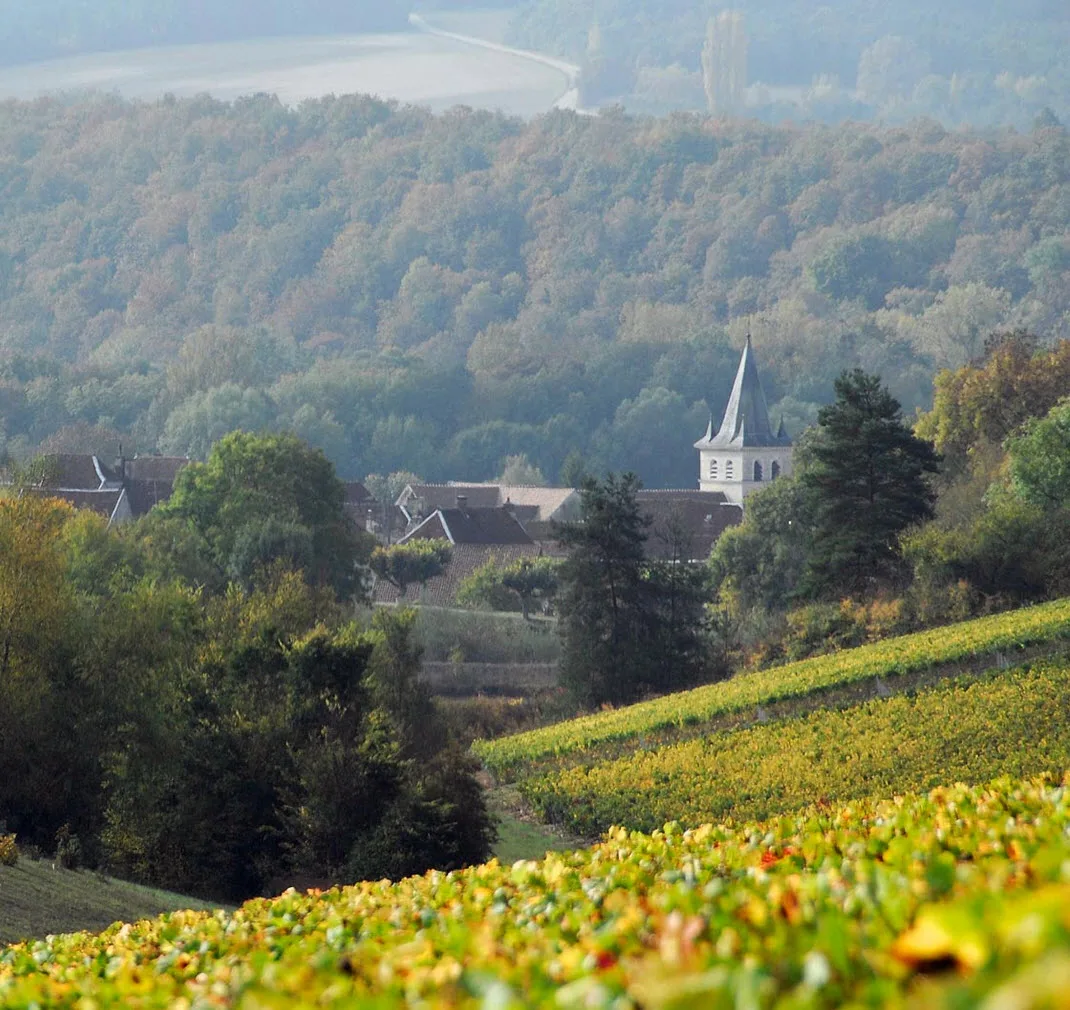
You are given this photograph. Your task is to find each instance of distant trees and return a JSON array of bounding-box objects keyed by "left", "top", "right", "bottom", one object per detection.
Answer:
[
  {"left": 458, "top": 555, "right": 561, "bottom": 618},
  {"left": 370, "top": 540, "right": 452, "bottom": 599},
  {"left": 4, "top": 96, "right": 1070, "bottom": 488},
  {"left": 1006, "top": 400, "right": 1070, "bottom": 509}
]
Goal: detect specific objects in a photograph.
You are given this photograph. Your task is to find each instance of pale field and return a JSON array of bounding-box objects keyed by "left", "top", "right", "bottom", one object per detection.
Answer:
[{"left": 0, "top": 30, "right": 568, "bottom": 116}]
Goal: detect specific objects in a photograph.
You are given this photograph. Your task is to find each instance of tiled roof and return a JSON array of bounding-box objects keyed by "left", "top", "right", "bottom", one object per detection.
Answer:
[
  {"left": 401, "top": 507, "right": 535, "bottom": 546},
  {"left": 31, "top": 488, "right": 124, "bottom": 521},
  {"left": 344, "top": 482, "right": 372, "bottom": 507},
  {"left": 637, "top": 493, "right": 743, "bottom": 561},
  {"left": 496, "top": 486, "right": 579, "bottom": 521},
  {"left": 399, "top": 483, "right": 580, "bottom": 524},
  {"left": 123, "top": 456, "right": 190, "bottom": 482},
  {"left": 372, "top": 543, "right": 544, "bottom": 607},
  {"left": 124, "top": 479, "right": 174, "bottom": 517},
  {"left": 401, "top": 484, "right": 502, "bottom": 515},
  {"left": 38, "top": 453, "right": 104, "bottom": 490}
]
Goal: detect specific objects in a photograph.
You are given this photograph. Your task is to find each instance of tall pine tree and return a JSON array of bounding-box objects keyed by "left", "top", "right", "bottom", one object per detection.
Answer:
[
  {"left": 555, "top": 473, "right": 715, "bottom": 706},
  {"left": 801, "top": 370, "right": 940, "bottom": 597}
]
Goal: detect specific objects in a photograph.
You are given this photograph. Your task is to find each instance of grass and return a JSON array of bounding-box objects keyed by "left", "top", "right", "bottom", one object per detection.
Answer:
[
  {"left": 488, "top": 785, "right": 588, "bottom": 864},
  {"left": 0, "top": 857, "right": 224, "bottom": 945}
]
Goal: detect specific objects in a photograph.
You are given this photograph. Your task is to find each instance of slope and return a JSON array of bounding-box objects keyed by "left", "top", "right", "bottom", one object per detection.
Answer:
[
  {"left": 0, "top": 858, "right": 223, "bottom": 946},
  {"left": 475, "top": 597, "right": 1070, "bottom": 781}
]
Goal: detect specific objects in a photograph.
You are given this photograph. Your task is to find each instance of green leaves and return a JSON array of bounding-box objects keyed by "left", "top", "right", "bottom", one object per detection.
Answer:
[{"left": 3, "top": 778, "right": 1070, "bottom": 1008}]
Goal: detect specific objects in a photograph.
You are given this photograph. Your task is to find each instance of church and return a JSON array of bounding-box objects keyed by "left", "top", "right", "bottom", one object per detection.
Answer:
[{"left": 695, "top": 335, "right": 793, "bottom": 504}]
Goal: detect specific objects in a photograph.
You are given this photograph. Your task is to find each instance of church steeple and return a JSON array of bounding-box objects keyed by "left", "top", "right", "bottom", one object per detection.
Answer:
[
  {"left": 696, "top": 335, "right": 789, "bottom": 449},
  {"left": 695, "top": 337, "right": 793, "bottom": 504}
]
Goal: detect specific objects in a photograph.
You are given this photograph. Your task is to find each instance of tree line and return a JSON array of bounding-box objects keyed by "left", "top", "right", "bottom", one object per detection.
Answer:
[
  {"left": 1, "top": 95, "right": 1069, "bottom": 488},
  {"left": 508, "top": 0, "right": 1069, "bottom": 127},
  {"left": 0, "top": 432, "right": 495, "bottom": 902}
]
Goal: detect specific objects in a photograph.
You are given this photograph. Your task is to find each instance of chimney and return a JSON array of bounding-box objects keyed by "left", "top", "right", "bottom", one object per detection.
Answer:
[{"left": 456, "top": 494, "right": 468, "bottom": 510}]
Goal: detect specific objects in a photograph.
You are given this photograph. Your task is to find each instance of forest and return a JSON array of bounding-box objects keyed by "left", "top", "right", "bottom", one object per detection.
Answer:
[{"left": 1, "top": 94, "right": 1069, "bottom": 487}]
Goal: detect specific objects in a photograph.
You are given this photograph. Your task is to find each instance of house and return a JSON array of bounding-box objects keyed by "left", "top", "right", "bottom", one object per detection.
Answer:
[
  {"left": 397, "top": 483, "right": 581, "bottom": 529},
  {"left": 372, "top": 500, "right": 545, "bottom": 607},
  {"left": 694, "top": 335, "right": 793, "bottom": 503},
  {"left": 19, "top": 452, "right": 190, "bottom": 525}
]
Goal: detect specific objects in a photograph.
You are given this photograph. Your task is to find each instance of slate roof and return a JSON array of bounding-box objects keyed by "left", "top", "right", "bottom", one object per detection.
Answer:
[
  {"left": 696, "top": 336, "right": 792, "bottom": 450},
  {"left": 31, "top": 487, "right": 126, "bottom": 522},
  {"left": 122, "top": 455, "right": 190, "bottom": 482},
  {"left": 344, "top": 482, "right": 372, "bottom": 508},
  {"left": 400, "top": 506, "right": 535, "bottom": 546},
  {"left": 372, "top": 543, "right": 544, "bottom": 607},
  {"left": 38, "top": 453, "right": 106, "bottom": 489},
  {"left": 636, "top": 490, "right": 743, "bottom": 561},
  {"left": 124, "top": 479, "right": 174, "bottom": 517}
]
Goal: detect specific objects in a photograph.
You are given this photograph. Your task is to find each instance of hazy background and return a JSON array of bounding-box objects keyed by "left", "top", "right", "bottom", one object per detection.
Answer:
[{"left": 0, "top": 1, "right": 1066, "bottom": 127}]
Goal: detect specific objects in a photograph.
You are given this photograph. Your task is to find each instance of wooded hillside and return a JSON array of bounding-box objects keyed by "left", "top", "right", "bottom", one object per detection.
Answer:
[{"left": 2, "top": 95, "right": 1069, "bottom": 485}]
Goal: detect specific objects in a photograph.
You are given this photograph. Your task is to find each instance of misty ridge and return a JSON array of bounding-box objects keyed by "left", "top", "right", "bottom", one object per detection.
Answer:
[{"left": 2, "top": 0, "right": 1068, "bottom": 128}]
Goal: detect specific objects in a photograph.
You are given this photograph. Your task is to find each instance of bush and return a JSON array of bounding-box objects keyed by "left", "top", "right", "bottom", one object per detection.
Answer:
[
  {"left": 0, "top": 833, "right": 19, "bottom": 866},
  {"left": 55, "top": 824, "right": 82, "bottom": 870}
]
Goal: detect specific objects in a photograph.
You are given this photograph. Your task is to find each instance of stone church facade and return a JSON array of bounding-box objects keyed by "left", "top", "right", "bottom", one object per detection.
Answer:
[{"left": 695, "top": 336, "right": 793, "bottom": 504}]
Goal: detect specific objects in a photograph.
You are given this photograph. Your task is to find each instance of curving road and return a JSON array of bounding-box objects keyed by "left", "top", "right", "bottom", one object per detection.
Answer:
[{"left": 408, "top": 12, "right": 591, "bottom": 114}]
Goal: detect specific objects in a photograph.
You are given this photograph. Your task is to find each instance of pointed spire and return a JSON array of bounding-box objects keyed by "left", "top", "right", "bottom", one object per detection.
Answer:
[
  {"left": 694, "top": 412, "right": 715, "bottom": 449},
  {"left": 708, "top": 337, "right": 782, "bottom": 447}
]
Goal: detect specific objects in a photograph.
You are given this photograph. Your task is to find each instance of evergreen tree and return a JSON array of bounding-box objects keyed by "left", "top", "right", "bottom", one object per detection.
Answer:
[
  {"left": 801, "top": 370, "right": 940, "bottom": 597},
  {"left": 556, "top": 473, "right": 715, "bottom": 706}
]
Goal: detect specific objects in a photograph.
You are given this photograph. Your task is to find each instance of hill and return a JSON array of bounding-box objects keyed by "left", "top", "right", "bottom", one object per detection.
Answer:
[
  {"left": 2, "top": 96, "right": 1069, "bottom": 485},
  {"left": 523, "top": 657, "right": 1070, "bottom": 835},
  {"left": 474, "top": 597, "right": 1070, "bottom": 779},
  {"left": 0, "top": 857, "right": 221, "bottom": 946},
  {"left": 1, "top": 776, "right": 1069, "bottom": 1006}
]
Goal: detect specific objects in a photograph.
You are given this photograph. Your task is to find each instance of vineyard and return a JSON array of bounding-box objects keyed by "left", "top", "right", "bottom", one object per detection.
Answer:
[
  {"left": 2, "top": 777, "right": 1069, "bottom": 1007},
  {"left": 475, "top": 597, "right": 1070, "bottom": 780},
  {"left": 522, "top": 659, "right": 1070, "bottom": 836}
]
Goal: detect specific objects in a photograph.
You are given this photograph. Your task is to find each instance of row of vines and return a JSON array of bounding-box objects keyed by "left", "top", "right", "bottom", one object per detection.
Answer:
[
  {"left": 475, "top": 597, "right": 1070, "bottom": 779},
  {"left": 2, "top": 777, "right": 1070, "bottom": 1007},
  {"left": 522, "top": 659, "right": 1070, "bottom": 836}
]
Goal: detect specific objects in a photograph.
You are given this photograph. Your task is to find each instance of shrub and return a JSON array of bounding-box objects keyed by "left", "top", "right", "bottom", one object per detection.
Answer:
[
  {"left": 55, "top": 824, "right": 82, "bottom": 870},
  {"left": 0, "top": 833, "right": 18, "bottom": 866}
]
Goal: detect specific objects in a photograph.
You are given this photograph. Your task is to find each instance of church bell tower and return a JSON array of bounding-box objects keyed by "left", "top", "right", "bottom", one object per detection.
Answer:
[{"left": 695, "top": 336, "right": 793, "bottom": 504}]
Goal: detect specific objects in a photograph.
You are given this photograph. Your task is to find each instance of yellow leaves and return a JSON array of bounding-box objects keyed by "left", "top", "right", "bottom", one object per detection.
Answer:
[
  {"left": 2, "top": 779, "right": 1070, "bottom": 1009},
  {"left": 521, "top": 662, "right": 1070, "bottom": 840},
  {"left": 892, "top": 910, "right": 989, "bottom": 974},
  {"left": 476, "top": 597, "right": 1070, "bottom": 781}
]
